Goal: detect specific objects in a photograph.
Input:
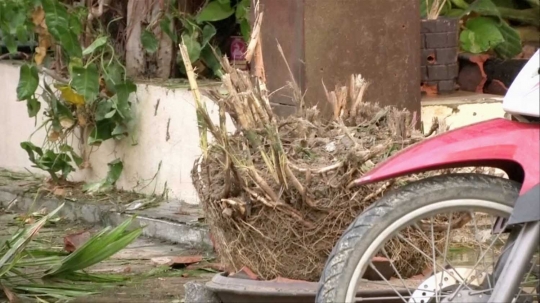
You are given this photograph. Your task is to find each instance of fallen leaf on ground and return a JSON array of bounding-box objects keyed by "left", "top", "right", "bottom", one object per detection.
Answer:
[
  {"left": 53, "top": 187, "right": 66, "bottom": 196},
  {"left": 151, "top": 257, "right": 173, "bottom": 266},
  {"left": 151, "top": 255, "right": 203, "bottom": 268},
  {"left": 171, "top": 255, "right": 203, "bottom": 266},
  {"left": 64, "top": 231, "right": 92, "bottom": 253}
]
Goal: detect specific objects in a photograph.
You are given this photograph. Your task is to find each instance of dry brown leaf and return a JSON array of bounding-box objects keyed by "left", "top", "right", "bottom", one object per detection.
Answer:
[
  {"left": 48, "top": 131, "right": 60, "bottom": 142},
  {"left": 170, "top": 255, "right": 203, "bottom": 266},
  {"left": 64, "top": 231, "right": 92, "bottom": 253},
  {"left": 1, "top": 284, "right": 20, "bottom": 303},
  {"left": 53, "top": 187, "right": 66, "bottom": 196},
  {"left": 31, "top": 6, "right": 45, "bottom": 27},
  {"left": 60, "top": 117, "right": 75, "bottom": 129},
  {"left": 34, "top": 46, "right": 47, "bottom": 65}
]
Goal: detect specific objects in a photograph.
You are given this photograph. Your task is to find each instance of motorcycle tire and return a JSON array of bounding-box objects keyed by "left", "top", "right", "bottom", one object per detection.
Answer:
[{"left": 316, "top": 174, "right": 520, "bottom": 303}]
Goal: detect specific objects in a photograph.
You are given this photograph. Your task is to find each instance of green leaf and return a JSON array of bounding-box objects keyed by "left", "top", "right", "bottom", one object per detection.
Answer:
[
  {"left": 83, "top": 36, "right": 108, "bottom": 56},
  {"left": 141, "top": 29, "right": 159, "bottom": 53},
  {"left": 0, "top": 204, "right": 64, "bottom": 274},
  {"left": 16, "top": 25, "right": 30, "bottom": 44},
  {"left": 235, "top": 0, "right": 250, "bottom": 20},
  {"left": 240, "top": 19, "right": 251, "bottom": 42},
  {"left": 111, "top": 123, "right": 128, "bottom": 139},
  {"left": 69, "top": 11, "right": 84, "bottom": 36},
  {"left": 196, "top": 1, "right": 235, "bottom": 23},
  {"left": 201, "top": 24, "right": 217, "bottom": 47},
  {"left": 59, "top": 144, "right": 83, "bottom": 167},
  {"left": 41, "top": 0, "right": 82, "bottom": 58},
  {"left": 494, "top": 21, "right": 522, "bottom": 59},
  {"left": 446, "top": 8, "right": 466, "bottom": 17},
  {"left": 182, "top": 33, "right": 202, "bottom": 62},
  {"left": 4, "top": 34, "right": 17, "bottom": 54},
  {"left": 459, "top": 17, "right": 504, "bottom": 53},
  {"left": 160, "top": 15, "right": 177, "bottom": 43},
  {"left": 56, "top": 26, "right": 83, "bottom": 58},
  {"left": 88, "top": 119, "right": 114, "bottom": 145},
  {"left": 71, "top": 64, "right": 100, "bottom": 103},
  {"left": 491, "top": 0, "right": 515, "bottom": 8},
  {"left": 95, "top": 100, "right": 114, "bottom": 121},
  {"left": 450, "top": 0, "right": 469, "bottom": 9},
  {"left": 466, "top": 0, "right": 501, "bottom": 17},
  {"left": 46, "top": 216, "right": 140, "bottom": 276},
  {"left": 103, "top": 61, "right": 123, "bottom": 93},
  {"left": 42, "top": 0, "right": 69, "bottom": 34},
  {"left": 200, "top": 46, "right": 223, "bottom": 78},
  {"left": 17, "top": 64, "right": 39, "bottom": 100},
  {"left": 26, "top": 96, "right": 41, "bottom": 117},
  {"left": 114, "top": 81, "right": 136, "bottom": 119},
  {"left": 20, "top": 141, "right": 43, "bottom": 165}
]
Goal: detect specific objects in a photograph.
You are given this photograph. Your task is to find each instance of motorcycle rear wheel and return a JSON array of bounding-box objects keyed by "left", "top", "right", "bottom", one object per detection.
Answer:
[{"left": 316, "top": 174, "right": 523, "bottom": 303}]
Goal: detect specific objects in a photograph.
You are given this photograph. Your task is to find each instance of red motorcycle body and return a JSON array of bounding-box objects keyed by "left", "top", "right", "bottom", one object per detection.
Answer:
[{"left": 351, "top": 118, "right": 540, "bottom": 195}]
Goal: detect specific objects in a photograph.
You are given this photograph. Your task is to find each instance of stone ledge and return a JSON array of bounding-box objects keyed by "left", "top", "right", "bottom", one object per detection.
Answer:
[
  {"left": 421, "top": 91, "right": 503, "bottom": 107},
  {"left": 0, "top": 185, "right": 211, "bottom": 249}
]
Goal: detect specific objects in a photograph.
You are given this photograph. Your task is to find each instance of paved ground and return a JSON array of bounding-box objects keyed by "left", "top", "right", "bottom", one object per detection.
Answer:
[{"left": 0, "top": 210, "right": 215, "bottom": 302}]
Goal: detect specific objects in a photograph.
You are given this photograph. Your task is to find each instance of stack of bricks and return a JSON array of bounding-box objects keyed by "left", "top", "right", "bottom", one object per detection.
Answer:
[{"left": 420, "top": 17, "right": 459, "bottom": 94}]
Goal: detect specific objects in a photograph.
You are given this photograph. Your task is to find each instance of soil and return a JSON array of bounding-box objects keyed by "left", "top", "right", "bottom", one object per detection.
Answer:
[
  {"left": 0, "top": 168, "right": 163, "bottom": 207},
  {"left": 72, "top": 276, "right": 213, "bottom": 303}
]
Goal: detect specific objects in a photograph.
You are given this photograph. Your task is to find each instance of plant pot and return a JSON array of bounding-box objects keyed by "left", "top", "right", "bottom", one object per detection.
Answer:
[
  {"left": 420, "top": 17, "right": 460, "bottom": 95},
  {"left": 206, "top": 273, "right": 408, "bottom": 303},
  {"left": 228, "top": 36, "right": 247, "bottom": 70}
]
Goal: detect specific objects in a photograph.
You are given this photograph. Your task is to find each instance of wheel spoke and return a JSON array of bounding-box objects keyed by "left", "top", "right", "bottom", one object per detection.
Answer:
[
  {"left": 411, "top": 221, "right": 472, "bottom": 290},
  {"left": 381, "top": 247, "right": 416, "bottom": 303},
  {"left": 368, "top": 261, "right": 409, "bottom": 303},
  {"left": 429, "top": 216, "right": 440, "bottom": 303}
]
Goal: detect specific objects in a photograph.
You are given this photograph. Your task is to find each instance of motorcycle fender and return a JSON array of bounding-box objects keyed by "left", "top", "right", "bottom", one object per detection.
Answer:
[
  {"left": 507, "top": 184, "right": 540, "bottom": 226},
  {"left": 351, "top": 118, "right": 540, "bottom": 195}
]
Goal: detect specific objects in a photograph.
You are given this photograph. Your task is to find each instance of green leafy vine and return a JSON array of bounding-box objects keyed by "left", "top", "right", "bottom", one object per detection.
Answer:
[
  {"left": 422, "top": 0, "right": 539, "bottom": 59},
  {"left": 1, "top": 0, "right": 134, "bottom": 189}
]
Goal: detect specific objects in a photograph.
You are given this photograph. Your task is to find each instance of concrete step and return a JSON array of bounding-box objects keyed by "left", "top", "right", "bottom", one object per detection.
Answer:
[{"left": 0, "top": 184, "right": 211, "bottom": 250}]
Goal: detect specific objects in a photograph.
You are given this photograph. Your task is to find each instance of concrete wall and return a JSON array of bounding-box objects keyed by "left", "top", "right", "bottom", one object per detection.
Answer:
[
  {"left": 0, "top": 62, "right": 505, "bottom": 204},
  {"left": 0, "top": 62, "right": 234, "bottom": 204},
  {"left": 421, "top": 92, "right": 505, "bottom": 131}
]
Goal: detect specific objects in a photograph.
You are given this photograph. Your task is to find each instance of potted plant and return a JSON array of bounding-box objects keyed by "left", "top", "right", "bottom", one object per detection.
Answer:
[{"left": 420, "top": 0, "right": 460, "bottom": 95}]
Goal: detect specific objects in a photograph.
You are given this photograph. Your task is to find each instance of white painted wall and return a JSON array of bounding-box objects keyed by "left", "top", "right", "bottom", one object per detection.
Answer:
[
  {"left": 0, "top": 62, "right": 506, "bottom": 204},
  {"left": 0, "top": 62, "right": 234, "bottom": 204}
]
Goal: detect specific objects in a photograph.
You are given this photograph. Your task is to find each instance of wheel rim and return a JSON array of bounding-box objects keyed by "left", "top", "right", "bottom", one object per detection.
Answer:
[{"left": 344, "top": 199, "right": 522, "bottom": 303}]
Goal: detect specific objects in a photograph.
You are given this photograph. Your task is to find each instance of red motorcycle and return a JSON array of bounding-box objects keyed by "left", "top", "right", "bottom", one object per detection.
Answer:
[{"left": 316, "top": 51, "right": 540, "bottom": 303}]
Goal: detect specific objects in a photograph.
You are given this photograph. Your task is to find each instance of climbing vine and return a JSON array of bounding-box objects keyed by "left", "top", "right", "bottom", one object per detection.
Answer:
[
  {"left": 1, "top": 0, "right": 135, "bottom": 190},
  {"left": 0, "top": 0, "right": 251, "bottom": 190},
  {"left": 141, "top": 0, "right": 251, "bottom": 78}
]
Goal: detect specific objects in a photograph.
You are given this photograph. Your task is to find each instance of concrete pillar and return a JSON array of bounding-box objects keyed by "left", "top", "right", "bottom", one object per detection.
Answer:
[{"left": 259, "top": 0, "right": 421, "bottom": 120}]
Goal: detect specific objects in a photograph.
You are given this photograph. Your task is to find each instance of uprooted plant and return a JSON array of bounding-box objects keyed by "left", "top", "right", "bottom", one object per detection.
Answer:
[{"left": 179, "top": 38, "right": 495, "bottom": 281}]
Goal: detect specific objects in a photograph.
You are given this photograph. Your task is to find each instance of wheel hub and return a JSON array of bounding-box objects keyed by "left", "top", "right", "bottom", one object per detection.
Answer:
[{"left": 408, "top": 267, "right": 488, "bottom": 303}]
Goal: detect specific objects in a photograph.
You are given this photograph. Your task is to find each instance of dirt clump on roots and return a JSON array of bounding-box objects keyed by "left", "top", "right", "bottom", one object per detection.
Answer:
[{"left": 185, "top": 52, "right": 462, "bottom": 281}]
